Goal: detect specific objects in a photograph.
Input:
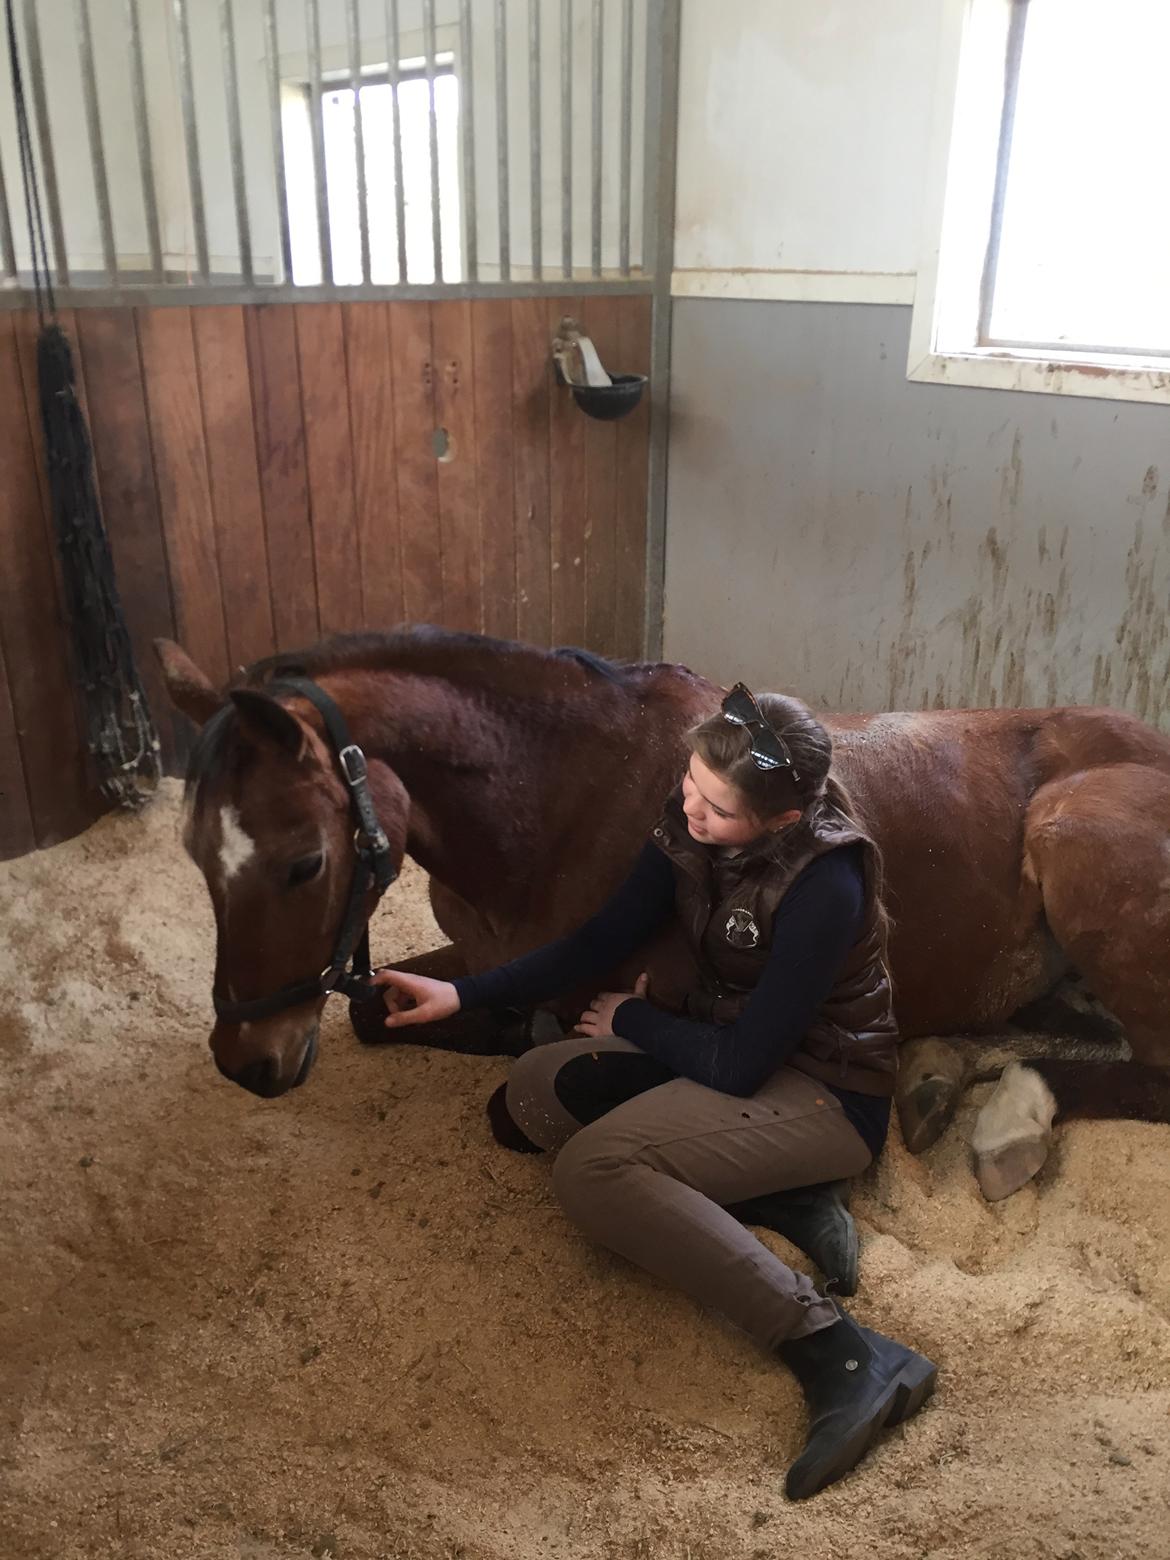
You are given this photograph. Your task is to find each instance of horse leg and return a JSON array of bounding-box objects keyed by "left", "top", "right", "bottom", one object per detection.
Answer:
[
  {"left": 348, "top": 942, "right": 545, "bottom": 1055},
  {"left": 971, "top": 765, "right": 1170, "bottom": 1199},
  {"left": 895, "top": 1037, "right": 973, "bottom": 1153}
]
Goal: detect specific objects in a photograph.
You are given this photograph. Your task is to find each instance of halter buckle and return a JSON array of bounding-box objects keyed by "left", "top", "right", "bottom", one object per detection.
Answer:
[{"left": 339, "top": 744, "right": 368, "bottom": 786}]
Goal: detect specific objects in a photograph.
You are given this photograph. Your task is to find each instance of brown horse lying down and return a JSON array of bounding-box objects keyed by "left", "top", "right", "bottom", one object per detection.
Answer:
[{"left": 156, "top": 628, "right": 1170, "bottom": 1200}]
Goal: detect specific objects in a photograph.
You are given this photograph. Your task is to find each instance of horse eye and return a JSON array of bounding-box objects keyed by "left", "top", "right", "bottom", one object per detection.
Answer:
[{"left": 286, "top": 852, "right": 324, "bottom": 888}]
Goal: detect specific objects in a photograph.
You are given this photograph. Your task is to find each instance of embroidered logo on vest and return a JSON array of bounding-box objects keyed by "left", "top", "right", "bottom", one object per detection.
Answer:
[{"left": 724, "top": 908, "right": 760, "bottom": 949}]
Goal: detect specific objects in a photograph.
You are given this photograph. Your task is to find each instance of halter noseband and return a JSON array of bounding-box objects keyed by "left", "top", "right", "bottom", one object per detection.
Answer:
[{"left": 211, "top": 677, "right": 399, "bottom": 1026}]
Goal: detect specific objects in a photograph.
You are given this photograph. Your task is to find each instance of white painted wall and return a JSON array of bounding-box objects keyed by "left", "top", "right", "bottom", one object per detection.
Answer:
[
  {"left": 673, "top": 0, "right": 944, "bottom": 300},
  {"left": 0, "top": 0, "right": 644, "bottom": 283}
]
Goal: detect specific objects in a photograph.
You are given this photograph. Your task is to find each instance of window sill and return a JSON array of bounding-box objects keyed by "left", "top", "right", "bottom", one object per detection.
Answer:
[{"left": 906, "top": 345, "right": 1170, "bottom": 406}]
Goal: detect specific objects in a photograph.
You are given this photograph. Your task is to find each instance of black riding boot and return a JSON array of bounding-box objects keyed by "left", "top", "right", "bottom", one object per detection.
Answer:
[
  {"left": 727, "top": 1181, "right": 859, "bottom": 1296},
  {"left": 778, "top": 1306, "right": 937, "bottom": 1499}
]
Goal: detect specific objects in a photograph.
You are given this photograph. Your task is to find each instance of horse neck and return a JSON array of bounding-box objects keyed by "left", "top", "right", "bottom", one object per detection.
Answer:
[{"left": 314, "top": 662, "right": 631, "bottom": 911}]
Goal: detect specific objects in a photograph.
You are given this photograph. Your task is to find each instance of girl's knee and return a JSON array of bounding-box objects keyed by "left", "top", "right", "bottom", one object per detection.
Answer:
[{"left": 551, "top": 1122, "right": 631, "bottom": 1228}]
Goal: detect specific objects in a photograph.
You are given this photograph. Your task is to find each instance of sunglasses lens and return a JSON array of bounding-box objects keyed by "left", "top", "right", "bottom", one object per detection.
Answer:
[
  {"left": 721, "top": 685, "right": 760, "bottom": 726},
  {"left": 721, "top": 685, "right": 796, "bottom": 775}
]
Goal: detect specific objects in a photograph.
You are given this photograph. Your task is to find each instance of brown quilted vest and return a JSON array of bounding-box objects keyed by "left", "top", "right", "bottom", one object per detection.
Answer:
[{"left": 643, "top": 789, "right": 899, "bottom": 1096}]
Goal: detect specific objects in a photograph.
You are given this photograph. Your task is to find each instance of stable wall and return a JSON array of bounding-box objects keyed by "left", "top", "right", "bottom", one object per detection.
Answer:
[
  {"left": 0, "top": 294, "right": 651, "bottom": 858},
  {"left": 664, "top": 0, "right": 1168, "bottom": 728}
]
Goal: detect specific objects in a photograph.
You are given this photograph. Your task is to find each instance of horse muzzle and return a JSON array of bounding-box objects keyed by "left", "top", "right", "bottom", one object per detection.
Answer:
[{"left": 214, "top": 1023, "right": 319, "bottom": 1098}]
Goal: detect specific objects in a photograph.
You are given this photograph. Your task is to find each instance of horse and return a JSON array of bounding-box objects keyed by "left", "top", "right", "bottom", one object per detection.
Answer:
[{"left": 156, "top": 627, "right": 1170, "bottom": 1201}]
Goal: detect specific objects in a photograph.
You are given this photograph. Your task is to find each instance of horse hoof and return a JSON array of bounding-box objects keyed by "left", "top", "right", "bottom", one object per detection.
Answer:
[
  {"left": 896, "top": 1038, "right": 970, "bottom": 1154},
  {"left": 971, "top": 1062, "right": 1057, "bottom": 1201},
  {"left": 349, "top": 988, "right": 391, "bottom": 1046}
]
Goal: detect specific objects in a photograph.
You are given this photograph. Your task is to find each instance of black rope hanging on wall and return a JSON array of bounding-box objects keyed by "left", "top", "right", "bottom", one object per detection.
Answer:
[{"left": 5, "top": 0, "right": 160, "bottom": 811}]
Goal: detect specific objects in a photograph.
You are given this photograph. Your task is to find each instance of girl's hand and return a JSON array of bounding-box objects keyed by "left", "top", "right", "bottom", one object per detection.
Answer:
[
  {"left": 576, "top": 972, "right": 649, "bottom": 1037},
  {"left": 371, "top": 968, "right": 461, "bottom": 1028}
]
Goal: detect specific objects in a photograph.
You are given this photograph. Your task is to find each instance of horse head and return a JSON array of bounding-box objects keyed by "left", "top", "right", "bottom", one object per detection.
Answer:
[{"left": 155, "top": 640, "right": 409, "bottom": 1099}]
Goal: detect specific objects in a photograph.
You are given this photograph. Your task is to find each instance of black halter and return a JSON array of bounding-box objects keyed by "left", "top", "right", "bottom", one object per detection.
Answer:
[{"left": 211, "top": 677, "right": 399, "bottom": 1026}]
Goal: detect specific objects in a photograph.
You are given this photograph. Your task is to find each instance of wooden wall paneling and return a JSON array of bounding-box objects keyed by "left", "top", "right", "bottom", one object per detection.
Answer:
[
  {"left": 547, "top": 294, "right": 587, "bottom": 648},
  {"left": 389, "top": 301, "right": 442, "bottom": 624},
  {"left": 431, "top": 299, "right": 481, "bottom": 632},
  {"left": 343, "top": 301, "right": 404, "bottom": 631},
  {"left": 191, "top": 307, "right": 276, "bottom": 673},
  {"left": 580, "top": 296, "right": 620, "bottom": 655},
  {"left": 0, "top": 313, "right": 96, "bottom": 845},
  {"left": 295, "top": 304, "right": 363, "bottom": 636},
  {"left": 244, "top": 304, "right": 319, "bottom": 652},
  {"left": 472, "top": 299, "right": 516, "bottom": 641},
  {"left": 613, "top": 296, "right": 652, "bottom": 659},
  {"left": 0, "top": 628, "right": 36, "bottom": 859},
  {"left": 137, "top": 308, "right": 231, "bottom": 691},
  {"left": 74, "top": 307, "right": 186, "bottom": 770},
  {"left": 510, "top": 297, "right": 552, "bottom": 646}
]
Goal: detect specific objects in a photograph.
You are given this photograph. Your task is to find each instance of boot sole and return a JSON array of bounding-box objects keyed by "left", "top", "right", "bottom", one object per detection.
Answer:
[{"left": 785, "top": 1355, "right": 937, "bottom": 1501}]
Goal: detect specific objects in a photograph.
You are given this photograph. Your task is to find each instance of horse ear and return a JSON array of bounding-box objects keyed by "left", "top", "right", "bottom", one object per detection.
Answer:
[
  {"left": 229, "top": 689, "right": 308, "bottom": 760},
  {"left": 153, "top": 638, "right": 221, "bottom": 726}
]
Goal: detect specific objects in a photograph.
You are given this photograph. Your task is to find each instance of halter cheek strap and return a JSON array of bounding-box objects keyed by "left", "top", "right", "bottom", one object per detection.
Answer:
[{"left": 211, "top": 677, "right": 399, "bottom": 1026}]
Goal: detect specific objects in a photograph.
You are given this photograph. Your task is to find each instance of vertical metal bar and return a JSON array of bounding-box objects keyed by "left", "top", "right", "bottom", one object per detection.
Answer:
[
  {"left": 423, "top": 0, "right": 443, "bottom": 282},
  {"left": 619, "top": 0, "right": 633, "bottom": 276},
  {"left": 560, "top": 0, "right": 572, "bottom": 279},
  {"left": 346, "top": 0, "right": 370, "bottom": 284},
  {"left": 0, "top": 148, "right": 16, "bottom": 279},
  {"left": 528, "top": 0, "right": 542, "bottom": 279},
  {"left": 173, "top": 0, "right": 209, "bottom": 280},
  {"left": 21, "top": 0, "right": 69, "bottom": 285},
  {"left": 385, "top": 0, "right": 408, "bottom": 282},
  {"left": 977, "top": 0, "right": 1031, "bottom": 344},
  {"left": 220, "top": 0, "right": 253, "bottom": 284},
  {"left": 458, "top": 0, "right": 477, "bottom": 281},
  {"left": 75, "top": 0, "right": 116, "bottom": 281},
  {"left": 262, "top": 0, "right": 293, "bottom": 283},
  {"left": 642, "top": 0, "right": 680, "bottom": 658},
  {"left": 305, "top": 0, "right": 332, "bottom": 283},
  {"left": 590, "top": 0, "right": 602, "bottom": 277},
  {"left": 495, "top": 0, "right": 510, "bottom": 281},
  {"left": 127, "top": 0, "right": 164, "bottom": 280}
]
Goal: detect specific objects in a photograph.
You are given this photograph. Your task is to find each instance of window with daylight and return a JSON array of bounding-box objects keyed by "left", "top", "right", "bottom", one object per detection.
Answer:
[
  {"left": 910, "top": 0, "right": 1170, "bottom": 403},
  {"left": 282, "top": 55, "right": 462, "bottom": 286}
]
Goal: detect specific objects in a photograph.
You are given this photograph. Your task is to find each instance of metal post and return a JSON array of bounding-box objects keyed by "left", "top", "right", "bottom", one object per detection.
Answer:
[
  {"left": 173, "top": 0, "right": 209, "bottom": 280},
  {"left": 619, "top": 0, "right": 633, "bottom": 277},
  {"left": 220, "top": 0, "right": 253, "bottom": 284},
  {"left": 127, "top": 0, "right": 164, "bottom": 280},
  {"left": 347, "top": 0, "right": 371, "bottom": 283},
  {"left": 977, "top": 0, "right": 1031, "bottom": 344},
  {"left": 458, "top": 0, "right": 477, "bottom": 281},
  {"left": 21, "top": 0, "right": 69, "bottom": 284},
  {"left": 76, "top": 0, "right": 116, "bottom": 281},
  {"left": 528, "top": 0, "right": 541, "bottom": 279},
  {"left": 0, "top": 147, "right": 15, "bottom": 279},
  {"left": 495, "top": 0, "right": 510, "bottom": 281},
  {"left": 560, "top": 0, "right": 572, "bottom": 279},
  {"left": 590, "top": 0, "right": 602, "bottom": 277},
  {"left": 262, "top": 0, "right": 293, "bottom": 283},
  {"left": 641, "top": 0, "right": 680, "bottom": 657},
  {"left": 424, "top": 0, "right": 443, "bottom": 282},
  {"left": 305, "top": 0, "right": 332, "bottom": 284},
  {"left": 386, "top": 0, "right": 408, "bottom": 282}
]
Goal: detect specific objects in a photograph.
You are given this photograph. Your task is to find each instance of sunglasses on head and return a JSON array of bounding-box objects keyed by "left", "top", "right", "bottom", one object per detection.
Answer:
[{"left": 720, "top": 683, "right": 800, "bottom": 781}]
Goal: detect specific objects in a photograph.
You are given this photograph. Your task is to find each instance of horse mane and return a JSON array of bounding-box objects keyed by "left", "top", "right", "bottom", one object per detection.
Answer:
[
  {"left": 242, "top": 625, "right": 632, "bottom": 698},
  {"left": 185, "top": 629, "right": 674, "bottom": 794},
  {"left": 185, "top": 702, "right": 240, "bottom": 793}
]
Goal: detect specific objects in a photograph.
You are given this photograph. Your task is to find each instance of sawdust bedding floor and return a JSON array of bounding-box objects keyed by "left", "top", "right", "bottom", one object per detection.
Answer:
[{"left": 1, "top": 785, "right": 1168, "bottom": 1559}]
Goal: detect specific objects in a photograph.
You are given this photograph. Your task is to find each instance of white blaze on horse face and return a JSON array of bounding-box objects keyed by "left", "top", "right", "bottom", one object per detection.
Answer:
[{"left": 218, "top": 804, "right": 256, "bottom": 888}]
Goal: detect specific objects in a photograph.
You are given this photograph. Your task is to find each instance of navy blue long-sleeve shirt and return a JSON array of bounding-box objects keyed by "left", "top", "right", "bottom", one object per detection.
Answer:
[{"left": 454, "top": 840, "right": 889, "bottom": 1155}]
